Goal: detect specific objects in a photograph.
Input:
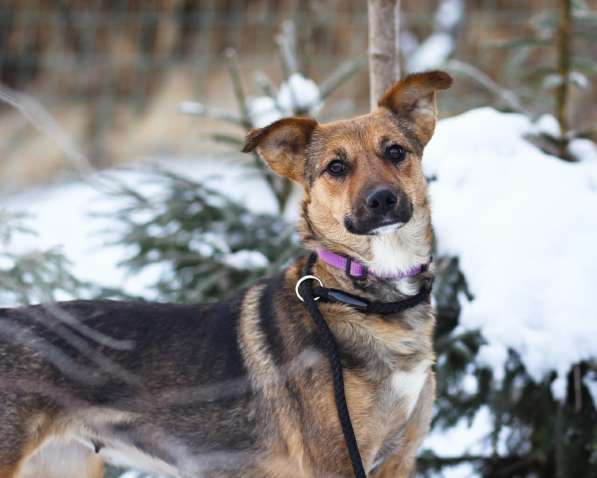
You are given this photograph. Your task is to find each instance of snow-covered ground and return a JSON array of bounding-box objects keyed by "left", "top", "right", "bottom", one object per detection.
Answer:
[{"left": 2, "top": 107, "right": 596, "bottom": 477}]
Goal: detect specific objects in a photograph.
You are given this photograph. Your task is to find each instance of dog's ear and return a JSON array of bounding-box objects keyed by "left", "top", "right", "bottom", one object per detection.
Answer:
[
  {"left": 378, "top": 70, "right": 452, "bottom": 146},
  {"left": 242, "top": 117, "right": 318, "bottom": 183}
]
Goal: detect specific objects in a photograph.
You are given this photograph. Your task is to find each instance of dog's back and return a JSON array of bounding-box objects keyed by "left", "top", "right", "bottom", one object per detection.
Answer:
[{"left": 0, "top": 293, "right": 263, "bottom": 477}]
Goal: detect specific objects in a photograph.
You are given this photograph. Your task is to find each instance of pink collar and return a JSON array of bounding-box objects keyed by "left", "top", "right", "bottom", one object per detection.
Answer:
[{"left": 316, "top": 248, "right": 427, "bottom": 280}]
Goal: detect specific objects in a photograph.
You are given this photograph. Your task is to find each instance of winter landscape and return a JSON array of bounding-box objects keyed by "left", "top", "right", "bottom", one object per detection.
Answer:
[{"left": 1, "top": 1, "right": 596, "bottom": 477}]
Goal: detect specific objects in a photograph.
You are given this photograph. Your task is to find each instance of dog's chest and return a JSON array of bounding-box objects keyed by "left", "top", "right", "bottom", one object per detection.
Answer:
[
  {"left": 388, "top": 359, "right": 430, "bottom": 418},
  {"left": 366, "top": 360, "right": 431, "bottom": 470}
]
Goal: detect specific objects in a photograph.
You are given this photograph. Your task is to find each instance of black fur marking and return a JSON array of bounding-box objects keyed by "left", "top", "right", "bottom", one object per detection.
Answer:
[
  {"left": 0, "top": 295, "right": 256, "bottom": 446},
  {"left": 258, "top": 276, "right": 287, "bottom": 366},
  {"left": 301, "top": 200, "right": 319, "bottom": 242}
]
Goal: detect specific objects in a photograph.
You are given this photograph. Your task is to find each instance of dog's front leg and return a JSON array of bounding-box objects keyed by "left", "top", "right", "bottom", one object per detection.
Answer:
[
  {"left": 371, "top": 374, "right": 435, "bottom": 478},
  {"left": 17, "top": 440, "right": 104, "bottom": 478}
]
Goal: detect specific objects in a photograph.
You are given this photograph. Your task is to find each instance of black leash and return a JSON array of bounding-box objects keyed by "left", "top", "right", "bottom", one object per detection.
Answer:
[{"left": 297, "top": 253, "right": 432, "bottom": 478}]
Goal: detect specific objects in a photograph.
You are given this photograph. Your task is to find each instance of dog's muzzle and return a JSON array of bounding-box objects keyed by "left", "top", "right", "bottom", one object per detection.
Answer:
[{"left": 344, "top": 187, "right": 413, "bottom": 235}]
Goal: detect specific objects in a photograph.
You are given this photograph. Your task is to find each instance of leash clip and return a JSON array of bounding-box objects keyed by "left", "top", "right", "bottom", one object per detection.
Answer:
[
  {"left": 325, "top": 288, "right": 370, "bottom": 312},
  {"left": 295, "top": 275, "right": 323, "bottom": 302}
]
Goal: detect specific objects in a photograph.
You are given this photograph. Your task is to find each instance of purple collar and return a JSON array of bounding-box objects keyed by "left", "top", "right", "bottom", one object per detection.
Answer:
[{"left": 316, "top": 248, "right": 427, "bottom": 280}]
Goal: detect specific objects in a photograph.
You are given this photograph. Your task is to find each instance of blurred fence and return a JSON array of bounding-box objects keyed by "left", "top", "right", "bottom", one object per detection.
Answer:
[{"left": 0, "top": 0, "right": 594, "bottom": 189}]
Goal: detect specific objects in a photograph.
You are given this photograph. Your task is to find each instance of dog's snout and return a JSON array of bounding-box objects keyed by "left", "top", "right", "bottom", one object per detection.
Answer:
[{"left": 365, "top": 188, "right": 397, "bottom": 215}]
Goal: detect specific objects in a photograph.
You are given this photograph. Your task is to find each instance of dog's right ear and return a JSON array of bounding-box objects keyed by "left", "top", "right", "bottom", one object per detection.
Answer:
[{"left": 242, "top": 117, "right": 318, "bottom": 183}]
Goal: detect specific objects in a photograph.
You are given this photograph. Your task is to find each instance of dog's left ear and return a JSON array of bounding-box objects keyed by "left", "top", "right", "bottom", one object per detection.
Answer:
[
  {"left": 378, "top": 70, "right": 452, "bottom": 146},
  {"left": 242, "top": 117, "right": 318, "bottom": 183}
]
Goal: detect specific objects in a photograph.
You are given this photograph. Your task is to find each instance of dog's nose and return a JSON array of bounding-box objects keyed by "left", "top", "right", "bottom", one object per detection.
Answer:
[{"left": 365, "top": 188, "right": 397, "bottom": 215}]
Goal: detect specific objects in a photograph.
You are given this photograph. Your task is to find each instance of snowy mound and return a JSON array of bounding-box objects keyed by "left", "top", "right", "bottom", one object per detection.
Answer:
[{"left": 425, "top": 107, "right": 597, "bottom": 395}]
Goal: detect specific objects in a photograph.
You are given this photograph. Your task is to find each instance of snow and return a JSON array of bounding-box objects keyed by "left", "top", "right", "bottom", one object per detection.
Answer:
[
  {"left": 424, "top": 404, "right": 491, "bottom": 453},
  {"left": 222, "top": 250, "right": 269, "bottom": 270},
  {"left": 570, "top": 138, "right": 597, "bottom": 163},
  {"left": 119, "top": 472, "right": 168, "bottom": 478},
  {"left": 425, "top": 107, "right": 597, "bottom": 395},
  {"left": 276, "top": 73, "right": 321, "bottom": 114},
  {"left": 247, "top": 74, "right": 321, "bottom": 128},
  {"left": 423, "top": 405, "right": 513, "bottom": 478},
  {"left": 436, "top": 0, "right": 464, "bottom": 31},
  {"left": 586, "top": 371, "right": 597, "bottom": 408},
  {"left": 530, "top": 113, "right": 560, "bottom": 137},
  {"left": 407, "top": 0, "right": 463, "bottom": 71},
  {"left": 178, "top": 100, "right": 206, "bottom": 116},
  {"left": 246, "top": 96, "right": 283, "bottom": 128},
  {"left": 542, "top": 71, "right": 590, "bottom": 90},
  {"left": 0, "top": 159, "right": 277, "bottom": 304},
  {"left": 179, "top": 74, "right": 321, "bottom": 129},
  {"left": 408, "top": 33, "right": 454, "bottom": 72}
]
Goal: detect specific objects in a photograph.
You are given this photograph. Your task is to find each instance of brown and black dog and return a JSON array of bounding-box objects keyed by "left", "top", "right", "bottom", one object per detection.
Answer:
[{"left": 0, "top": 70, "right": 451, "bottom": 478}]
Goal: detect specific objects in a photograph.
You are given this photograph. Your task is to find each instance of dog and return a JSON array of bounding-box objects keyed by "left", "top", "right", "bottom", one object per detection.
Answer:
[{"left": 0, "top": 70, "right": 451, "bottom": 478}]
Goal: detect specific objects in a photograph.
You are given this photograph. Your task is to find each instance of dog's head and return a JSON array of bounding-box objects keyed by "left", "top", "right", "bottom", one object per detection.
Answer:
[{"left": 243, "top": 71, "right": 451, "bottom": 260}]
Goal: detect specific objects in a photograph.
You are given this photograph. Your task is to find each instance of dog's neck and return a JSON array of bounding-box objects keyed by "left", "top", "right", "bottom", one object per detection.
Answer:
[{"left": 300, "top": 208, "right": 434, "bottom": 301}]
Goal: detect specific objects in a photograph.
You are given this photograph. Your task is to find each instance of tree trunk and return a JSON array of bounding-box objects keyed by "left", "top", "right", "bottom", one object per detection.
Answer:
[
  {"left": 555, "top": 0, "right": 572, "bottom": 160},
  {"left": 368, "top": 0, "right": 400, "bottom": 110}
]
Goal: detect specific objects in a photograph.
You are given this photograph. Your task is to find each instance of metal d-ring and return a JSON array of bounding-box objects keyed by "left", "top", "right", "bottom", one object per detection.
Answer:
[{"left": 295, "top": 275, "right": 323, "bottom": 302}]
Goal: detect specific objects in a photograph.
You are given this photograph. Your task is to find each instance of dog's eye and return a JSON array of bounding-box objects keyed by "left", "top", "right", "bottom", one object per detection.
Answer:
[
  {"left": 386, "top": 144, "right": 406, "bottom": 162},
  {"left": 326, "top": 160, "right": 348, "bottom": 177}
]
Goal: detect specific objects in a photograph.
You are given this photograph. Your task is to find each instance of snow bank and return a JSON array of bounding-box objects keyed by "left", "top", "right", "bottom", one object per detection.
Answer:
[{"left": 425, "top": 107, "right": 597, "bottom": 394}]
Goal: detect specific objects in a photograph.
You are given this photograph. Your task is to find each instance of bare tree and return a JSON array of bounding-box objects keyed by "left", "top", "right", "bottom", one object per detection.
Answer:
[
  {"left": 555, "top": 0, "right": 572, "bottom": 160},
  {"left": 368, "top": 0, "right": 400, "bottom": 110}
]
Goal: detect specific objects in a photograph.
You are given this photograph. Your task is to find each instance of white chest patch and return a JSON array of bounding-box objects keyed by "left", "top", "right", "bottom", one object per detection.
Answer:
[
  {"left": 370, "top": 233, "right": 422, "bottom": 275},
  {"left": 390, "top": 361, "right": 430, "bottom": 419},
  {"left": 368, "top": 215, "right": 431, "bottom": 295}
]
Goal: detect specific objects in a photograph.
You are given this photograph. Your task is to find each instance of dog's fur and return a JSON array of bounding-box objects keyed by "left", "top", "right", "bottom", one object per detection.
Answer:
[{"left": 0, "top": 71, "right": 451, "bottom": 478}]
